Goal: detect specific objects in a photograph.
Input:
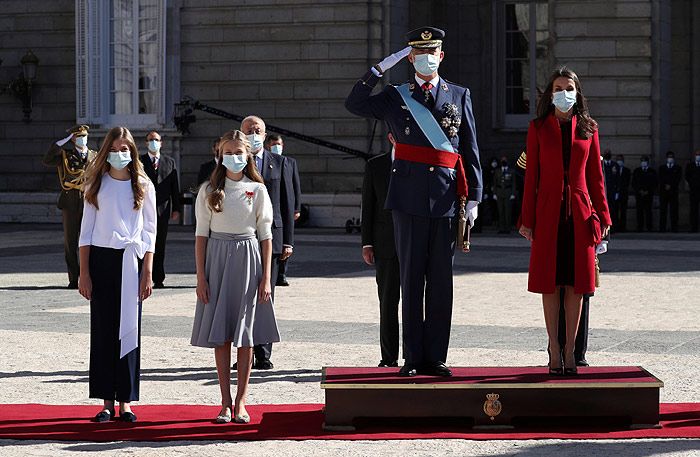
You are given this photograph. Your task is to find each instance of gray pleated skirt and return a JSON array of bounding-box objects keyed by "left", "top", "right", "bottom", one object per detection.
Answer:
[{"left": 191, "top": 232, "right": 281, "bottom": 348}]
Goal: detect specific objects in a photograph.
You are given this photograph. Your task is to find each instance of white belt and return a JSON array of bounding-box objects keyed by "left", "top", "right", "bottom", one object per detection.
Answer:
[{"left": 112, "top": 233, "right": 147, "bottom": 358}]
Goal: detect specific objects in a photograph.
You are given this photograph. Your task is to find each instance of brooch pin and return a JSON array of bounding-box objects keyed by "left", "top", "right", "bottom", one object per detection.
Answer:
[
  {"left": 440, "top": 103, "right": 461, "bottom": 138},
  {"left": 408, "top": 83, "right": 416, "bottom": 91},
  {"left": 244, "top": 191, "right": 255, "bottom": 205},
  {"left": 441, "top": 83, "right": 448, "bottom": 92}
]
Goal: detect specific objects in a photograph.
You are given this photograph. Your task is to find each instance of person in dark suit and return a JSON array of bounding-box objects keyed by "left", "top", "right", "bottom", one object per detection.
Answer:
[
  {"left": 241, "top": 116, "right": 295, "bottom": 370},
  {"left": 658, "top": 150, "right": 682, "bottom": 232},
  {"left": 264, "top": 133, "right": 301, "bottom": 287},
  {"left": 197, "top": 139, "right": 220, "bottom": 187},
  {"left": 602, "top": 149, "right": 618, "bottom": 222},
  {"left": 611, "top": 154, "right": 631, "bottom": 232},
  {"left": 42, "top": 124, "right": 97, "bottom": 288},
  {"left": 141, "top": 131, "right": 181, "bottom": 288},
  {"left": 362, "top": 132, "right": 401, "bottom": 368},
  {"left": 631, "top": 156, "right": 657, "bottom": 231},
  {"left": 346, "top": 26, "right": 483, "bottom": 377},
  {"left": 686, "top": 150, "right": 700, "bottom": 232},
  {"left": 492, "top": 156, "right": 516, "bottom": 234}
]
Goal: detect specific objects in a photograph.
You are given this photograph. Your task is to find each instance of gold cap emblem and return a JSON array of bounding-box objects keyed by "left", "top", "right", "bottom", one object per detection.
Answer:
[{"left": 421, "top": 30, "right": 432, "bottom": 40}]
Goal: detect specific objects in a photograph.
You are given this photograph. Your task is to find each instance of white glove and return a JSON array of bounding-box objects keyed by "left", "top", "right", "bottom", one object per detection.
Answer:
[
  {"left": 372, "top": 46, "right": 412, "bottom": 76},
  {"left": 466, "top": 201, "right": 478, "bottom": 228},
  {"left": 492, "top": 194, "right": 498, "bottom": 201},
  {"left": 56, "top": 134, "right": 73, "bottom": 147},
  {"left": 510, "top": 195, "right": 516, "bottom": 201}
]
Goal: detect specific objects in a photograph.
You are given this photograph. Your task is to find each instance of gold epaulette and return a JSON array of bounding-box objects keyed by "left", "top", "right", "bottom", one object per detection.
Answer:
[{"left": 516, "top": 150, "right": 527, "bottom": 170}]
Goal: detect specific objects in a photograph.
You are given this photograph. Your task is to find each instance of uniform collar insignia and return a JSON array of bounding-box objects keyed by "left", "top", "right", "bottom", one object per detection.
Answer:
[
  {"left": 408, "top": 82, "right": 416, "bottom": 91},
  {"left": 441, "top": 83, "right": 448, "bottom": 92}
]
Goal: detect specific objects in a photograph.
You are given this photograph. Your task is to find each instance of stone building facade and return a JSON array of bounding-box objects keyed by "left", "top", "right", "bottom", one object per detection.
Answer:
[{"left": 0, "top": 0, "right": 698, "bottom": 226}]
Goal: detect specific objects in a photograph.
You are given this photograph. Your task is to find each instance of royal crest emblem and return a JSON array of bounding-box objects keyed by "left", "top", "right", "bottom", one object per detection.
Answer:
[
  {"left": 483, "top": 393, "right": 503, "bottom": 421},
  {"left": 421, "top": 30, "right": 432, "bottom": 40},
  {"left": 409, "top": 83, "right": 416, "bottom": 91}
]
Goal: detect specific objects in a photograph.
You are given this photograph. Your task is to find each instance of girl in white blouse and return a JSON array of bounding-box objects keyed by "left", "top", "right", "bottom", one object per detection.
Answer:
[
  {"left": 78, "top": 126, "right": 157, "bottom": 423},
  {"left": 191, "top": 129, "right": 279, "bottom": 424}
]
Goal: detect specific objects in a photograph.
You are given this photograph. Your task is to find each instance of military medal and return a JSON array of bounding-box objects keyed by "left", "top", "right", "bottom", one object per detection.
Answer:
[
  {"left": 440, "top": 103, "right": 461, "bottom": 138},
  {"left": 405, "top": 126, "right": 410, "bottom": 135}
]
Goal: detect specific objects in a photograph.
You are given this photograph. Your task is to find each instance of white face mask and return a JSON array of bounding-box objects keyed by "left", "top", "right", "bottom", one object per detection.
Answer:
[
  {"left": 221, "top": 154, "right": 247, "bottom": 173},
  {"left": 74, "top": 136, "right": 88, "bottom": 148},
  {"left": 147, "top": 140, "right": 161, "bottom": 154},
  {"left": 270, "top": 144, "right": 283, "bottom": 155},
  {"left": 412, "top": 53, "right": 440, "bottom": 76},
  {"left": 695, "top": 155, "right": 700, "bottom": 164},
  {"left": 246, "top": 133, "right": 264, "bottom": 152},
  {"left": 552, "top": 89, "right": 577, "bottom": 113},
  {"left": 641, "top": 161, "right": 649, "bottom": 168},
  {"left": 107, "top": 151, "right": 132, "bottom": 170},
  {"left": 667, "top": 158, "right": 675, "bottom": 166}
]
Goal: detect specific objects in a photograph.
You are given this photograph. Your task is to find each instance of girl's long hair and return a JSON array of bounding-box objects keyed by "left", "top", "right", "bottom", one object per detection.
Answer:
[
  {"left": 83, "top": 127, "right": 148, "bottom": 210},
  {"left": 536, "top": 66, "right": 597, "bottom": 139},
  {"left": 206, "top": 129, "right": 264, "bottom": 213}
]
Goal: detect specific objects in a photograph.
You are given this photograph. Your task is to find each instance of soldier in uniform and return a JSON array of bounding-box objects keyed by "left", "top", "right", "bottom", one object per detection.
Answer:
[
  {"left": 346, "top": 26, "right": 482, "bottom": 377},
  {"left": 612, "top": 154, "right": 631, "bottom": 232},
  {"left": 631, "top": 156, "right": 657, "bottom": 232},
  {"left": 42, "top": 124, "right": 97, "bottom": 288},
  {"left": 492, "top": 156, "right": 516, "bottom": 234}
]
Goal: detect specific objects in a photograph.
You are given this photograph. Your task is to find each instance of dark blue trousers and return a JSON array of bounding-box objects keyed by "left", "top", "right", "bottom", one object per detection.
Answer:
[
  {"left": 89, "top": 246, "right": 141, "bottom": 402},
  {"left": 392, "top": 210, "right": 456, "bottom": 366}
]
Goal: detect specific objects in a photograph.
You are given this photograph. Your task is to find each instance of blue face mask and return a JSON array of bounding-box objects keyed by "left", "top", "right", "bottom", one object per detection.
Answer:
[
  {"left": 222, "top": 154, "right": 247, "bottom": 173},
  {"left": 74, "top": 136, "right": 88, "bottom": 148},
  {"left": 147, "top": 140, "right": 161, "bottom": 154},
  {"left": 667, "top": 158, "right": 675, "bottom": 166},
  {"left": 246, "top": 133, "right": 264, "bottom": 152},
  {"left": 270, "top": 144, "right": 283, "bottom": 155},
  {"left": 412, "top": 53, "right": 440, "bottom": 76},
  {"left": 107, "top": 151, "right": 132, "bottom": 170},
  {"left": 617, "top": 160, "right": 624, "bottom": 167},
  {"left": 552, "top": 89, "right": 577, "bottom": 113}
]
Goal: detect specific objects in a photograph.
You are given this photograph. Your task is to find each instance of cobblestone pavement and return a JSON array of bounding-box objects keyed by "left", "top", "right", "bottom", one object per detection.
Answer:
[{"left": 0, "top": 224, "right": 698, "bottom": 456}]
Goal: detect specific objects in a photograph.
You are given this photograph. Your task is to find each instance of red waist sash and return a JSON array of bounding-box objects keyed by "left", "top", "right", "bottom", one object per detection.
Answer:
[{"left": 394, "top": 142, "right": 468, "bottom": 199}]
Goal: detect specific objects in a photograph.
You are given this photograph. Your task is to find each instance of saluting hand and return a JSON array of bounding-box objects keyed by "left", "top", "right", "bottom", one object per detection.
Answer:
[{"left": 376, "top": 46, "right": 412, "bottom": 74}]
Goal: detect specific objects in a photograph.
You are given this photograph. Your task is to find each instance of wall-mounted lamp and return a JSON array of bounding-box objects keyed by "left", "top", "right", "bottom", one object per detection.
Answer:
[{"left": 1, "top": 50, "right": 40, "bottom": 123}]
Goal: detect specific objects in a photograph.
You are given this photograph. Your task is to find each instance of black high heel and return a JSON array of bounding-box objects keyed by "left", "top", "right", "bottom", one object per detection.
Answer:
[
  {"left": 563, "top": 350, "right": 578, "bottom": 376},
  {"left": 547, "top": 347, "right": 563, "bottom": 376}
]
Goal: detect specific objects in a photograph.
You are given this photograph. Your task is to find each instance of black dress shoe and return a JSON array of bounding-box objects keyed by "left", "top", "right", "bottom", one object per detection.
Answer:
[
  {"left": 119, "top": 411, "right": 137, "bottom": 423},
  {"left": 576, "top": 359, "right": 590, "bottom": 367},
  {"left": 378, "top": 360, "right": 399, "bottom": 368},
  {"left": 276, "top": 276, "right": 290, "bottom": 286},
  {"left": 93, "top": 409, "right": 114, "bottom": 422},
  {"left": 67, "top": 282, "right": 78, "bottom": 290},
  {"left": 153, "top": 282, "right": 165, "bottom": 289},
  {"left": 421, "top": 362, "right": 452, "bottom": 377},
  {"left": 398, "top": 364, "right": 418, "bottom": 377},
  {"left": 232, "top": 362, "right": 238, "bottom": 370},
  {"left": 253, "top": 359, "right": 274, "bottom": 370}
]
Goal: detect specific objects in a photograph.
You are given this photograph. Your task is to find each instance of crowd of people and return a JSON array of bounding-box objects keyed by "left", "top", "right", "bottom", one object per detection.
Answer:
[{"left": 38, "top": 22, "right": 698, "bottom": 424}]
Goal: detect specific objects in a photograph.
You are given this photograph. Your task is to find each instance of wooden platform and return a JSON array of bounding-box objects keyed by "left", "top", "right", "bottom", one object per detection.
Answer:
[{"left": 321, "top": 366, "right": 663, "bottom": 430}]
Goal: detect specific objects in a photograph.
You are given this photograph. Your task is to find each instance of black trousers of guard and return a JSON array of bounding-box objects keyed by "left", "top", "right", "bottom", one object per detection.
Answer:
[
  {"left": 89, "top": 246, "right": 141, "bottom": 402},
  {"left": 62, "top": 208, "right": 83, "bottom": 286},
  {"left": 690, "top": 192, "right": 700, "bottom": 232},
  {"left": 392, "top": 210, "right": 456, "bottom": 366},
  {"left": 375, "top": 255, "right": 401, "bottom": 364},
  {"left": 557, "top": 290, "right": 590, "bottom": 363},
  {"left": 659, "top": 190, "right": 679, "bottom": 232},
  {"left": 152, "top": 213, "right": 170, "bottom": 285},
  {"left": 253, "top": 254, "right": 280, "bottom": 363}
]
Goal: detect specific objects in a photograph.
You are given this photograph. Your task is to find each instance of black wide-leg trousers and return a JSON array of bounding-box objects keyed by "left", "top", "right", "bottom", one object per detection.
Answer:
[{"left": 89, "top": 246, "right": 141, "bottom": 402}]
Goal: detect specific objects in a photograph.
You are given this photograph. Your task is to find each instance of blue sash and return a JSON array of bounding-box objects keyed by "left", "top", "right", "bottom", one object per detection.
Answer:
[{"left": 395, "top": 84, "right": 455, "bottom": 153}]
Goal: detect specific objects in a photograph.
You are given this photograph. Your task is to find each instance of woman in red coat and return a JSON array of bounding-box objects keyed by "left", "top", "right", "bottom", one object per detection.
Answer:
[{"left": 519, "top": 67, "right": 611, "bottom": 375}]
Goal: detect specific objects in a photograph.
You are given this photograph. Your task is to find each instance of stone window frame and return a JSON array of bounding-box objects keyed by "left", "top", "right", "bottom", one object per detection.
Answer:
[
  {"left": 493, "top": 0, "right": 550, "bottom": 131},
  {"left": 76, "top": 0, "right": 167, "bottom": 128}
]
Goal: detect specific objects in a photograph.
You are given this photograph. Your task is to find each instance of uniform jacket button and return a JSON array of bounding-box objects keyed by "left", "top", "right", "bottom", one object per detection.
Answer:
[
  {"left": 429, "top": 166, "right": 434, "bottom": 172},
  {"left": 392, "top": 168, "right": 397, "bottom": 172}
]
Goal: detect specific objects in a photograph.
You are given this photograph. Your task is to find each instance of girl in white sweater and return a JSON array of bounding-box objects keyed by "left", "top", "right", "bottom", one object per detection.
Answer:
[{"left": 191, "top": 129, "right": 279, "bottom": 424}]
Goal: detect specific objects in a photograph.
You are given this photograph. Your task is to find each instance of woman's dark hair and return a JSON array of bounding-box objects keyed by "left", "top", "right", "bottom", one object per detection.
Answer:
[{"left": 536, "top": 66, "right": 597, "bottom": 139}]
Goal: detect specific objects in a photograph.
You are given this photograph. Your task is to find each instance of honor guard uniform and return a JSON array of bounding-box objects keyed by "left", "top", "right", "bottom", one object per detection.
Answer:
[
  {"left": 346, "top": 26, "right": 483, "bottom": 377},
  {"left": 42, "top": 124, "right": 97, "bottom": 288},
  {"left": 492, "top": 157, "right": 515, "bottom": 233}
]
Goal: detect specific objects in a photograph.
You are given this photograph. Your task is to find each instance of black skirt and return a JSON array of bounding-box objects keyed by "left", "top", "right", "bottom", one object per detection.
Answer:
[
  {"left": 89, "top": 246, "right": 141, "bottom": 402},
  {"left": 555, "top": 202, "right": 575, "bottom": 287}
]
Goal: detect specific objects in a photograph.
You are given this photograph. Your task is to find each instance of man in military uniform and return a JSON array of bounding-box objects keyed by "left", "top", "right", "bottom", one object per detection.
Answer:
[
  {"left": 611, "top": 154, "right": 631, "bottom": 232},
  {"left": 346, "top": 27, "right": 482, "bottom": 377},
  {"left": 686, "top": 149, "right": 700, "bottom": 232},
  {"left": 42, "top": 125, "right": 96, "bottom": 288},
  {"left": 631, "top": 155, "right": 657, "bottom": 232},
  {"left": 658, "top": 150, "right": 682, "bottom": 232},
  {"left": 492, "top": 156, "right": 515, "bottom": 234}
]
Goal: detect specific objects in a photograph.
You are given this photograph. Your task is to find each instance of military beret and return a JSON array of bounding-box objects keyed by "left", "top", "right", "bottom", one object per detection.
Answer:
[
  {"left": 406, "top": 26, "right": 445, "bottom": 49},
  {"left": 67, "top": 124, "right": 90, "bottom": 136}
]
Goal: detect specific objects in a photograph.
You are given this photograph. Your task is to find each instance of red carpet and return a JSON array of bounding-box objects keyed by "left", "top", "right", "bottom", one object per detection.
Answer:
[{"left": 0, "top": 403, "right": 698, "bottom": 441}]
